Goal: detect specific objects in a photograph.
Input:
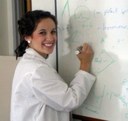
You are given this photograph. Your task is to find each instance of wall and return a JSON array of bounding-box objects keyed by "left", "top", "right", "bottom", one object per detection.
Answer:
[
  {"left": 7, "top": 0, "right": 16, "bottom": 55},
  {"left": 32, "top": 0, "right": 55, "bottom": 14},
  {"left": 0, "top": 0, "right": 9, "bottom": 55},
  {"left": 0, "top": 0, "right": 15, "bottom": 56},
  {"left": 0, "top": 56, "right": 18, "bottom": 121},
  {"left": 0, "top": 1, "right": 16, "bottom": 120}
]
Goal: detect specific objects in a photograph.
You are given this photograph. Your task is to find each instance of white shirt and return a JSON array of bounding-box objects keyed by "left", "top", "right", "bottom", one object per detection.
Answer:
[{"left": 11, "top": 48, "right": 95, "bottom": 121}]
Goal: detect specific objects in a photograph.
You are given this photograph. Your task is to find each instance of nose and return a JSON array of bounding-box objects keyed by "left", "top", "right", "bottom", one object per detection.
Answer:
[{"left": 46, "top": 33, "right": 55, "bottom": 41}]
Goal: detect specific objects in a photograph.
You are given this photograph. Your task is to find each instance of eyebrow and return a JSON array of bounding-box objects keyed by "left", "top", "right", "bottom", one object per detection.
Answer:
[
  {"left": 39, "top": 28, "right": 57, "bottom": 32},
  {"left": 39, "top": 29, "right": 46, "bottom": 31}
]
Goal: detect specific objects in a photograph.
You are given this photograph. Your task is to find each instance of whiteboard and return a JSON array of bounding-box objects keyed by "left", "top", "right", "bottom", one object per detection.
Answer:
[{"left": 57, "top": 0, "right": 128, "bottom": 121}]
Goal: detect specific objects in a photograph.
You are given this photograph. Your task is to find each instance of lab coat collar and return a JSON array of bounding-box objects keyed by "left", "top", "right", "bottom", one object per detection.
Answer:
[{"left": 25, "top": 48, "right": 48, "bottom": 64}]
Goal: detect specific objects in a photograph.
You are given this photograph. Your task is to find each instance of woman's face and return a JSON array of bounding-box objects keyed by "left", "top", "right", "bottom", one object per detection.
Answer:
[{"left": 26, "top": 18, "right": 57, "bottom": 57}]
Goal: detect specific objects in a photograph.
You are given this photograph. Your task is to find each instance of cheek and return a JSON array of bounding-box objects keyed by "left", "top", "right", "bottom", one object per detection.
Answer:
[
  {"left": 54, "top": 35, "right": 57, "bottom": 41},
  {"left": 34, "top": 36, "right": 45, "bottom": 42}
]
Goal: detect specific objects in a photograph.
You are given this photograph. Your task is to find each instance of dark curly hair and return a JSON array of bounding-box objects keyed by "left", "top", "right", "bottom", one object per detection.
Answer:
[{"left": 15, "top": 10, "right": 57, "bottom": 59}]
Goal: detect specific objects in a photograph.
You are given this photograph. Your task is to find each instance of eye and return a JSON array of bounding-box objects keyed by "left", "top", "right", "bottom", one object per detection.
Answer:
[
  {"left": 39, "top": 31, "right": 47, "bottom": 35},
  {"left": 51, "top": 30, "right": 57, "bottom": 35}
]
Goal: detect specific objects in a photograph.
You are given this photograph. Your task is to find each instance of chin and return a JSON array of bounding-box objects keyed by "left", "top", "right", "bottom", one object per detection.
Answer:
[
  {"left": 47, "top": 49, "right": 54, "bottom": 54},
  {"left": 47, "top": 51, "right": 53, "bottom": 55}
]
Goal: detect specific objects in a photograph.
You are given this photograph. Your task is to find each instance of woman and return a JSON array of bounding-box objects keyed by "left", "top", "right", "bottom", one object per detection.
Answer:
[{"left": 11, "top": 10, "right": 95, "bottom": 121}]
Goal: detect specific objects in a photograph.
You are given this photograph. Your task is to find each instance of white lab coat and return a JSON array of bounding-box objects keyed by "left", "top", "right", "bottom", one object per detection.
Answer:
[{"left": 10, "top": 48, "right": 95, "bottom": 121}]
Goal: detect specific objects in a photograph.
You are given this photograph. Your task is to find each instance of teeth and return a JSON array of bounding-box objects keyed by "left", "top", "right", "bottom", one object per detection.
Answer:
[{"left": 44, "top": 43, "right": 53, "bottom": 47}]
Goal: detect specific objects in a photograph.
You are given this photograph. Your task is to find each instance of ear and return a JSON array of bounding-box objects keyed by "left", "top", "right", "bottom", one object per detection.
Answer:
[
  {"left": 24, "top": 36, "right": 31, "bottom": 41},
  {"left": 24, "top": 36, "right": 32, "bottom": 43}
]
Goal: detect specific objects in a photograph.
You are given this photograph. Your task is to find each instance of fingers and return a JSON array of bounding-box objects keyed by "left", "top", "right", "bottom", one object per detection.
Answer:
[
  {"left": 77, "top": 43, "right": 94, "bottom": 72},
  {"left": 82, "top": 43, "right": 93, "bottom": 54},
  {"left": 75, "top": 43, "right": 89, "bottom": 55},
  {"left": 75, "top": 43, "right": 94, "bottom": 57},
  {"left": 75, "top": 46, "right": 83, "bottom": 55}
]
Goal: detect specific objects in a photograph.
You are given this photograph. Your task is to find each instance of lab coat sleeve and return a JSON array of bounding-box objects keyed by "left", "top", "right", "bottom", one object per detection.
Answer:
[{"left": 31, "top": 65, "right": 95, "bottom": 112}]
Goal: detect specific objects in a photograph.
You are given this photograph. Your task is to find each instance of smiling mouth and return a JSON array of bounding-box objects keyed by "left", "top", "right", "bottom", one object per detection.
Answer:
[{"left": 43, "top": 43, "right": 55, "bottom": 47}]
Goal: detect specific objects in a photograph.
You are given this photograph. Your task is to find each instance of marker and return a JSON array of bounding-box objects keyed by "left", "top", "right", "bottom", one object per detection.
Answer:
[{"left": 75, "top": 46, "right": 83, "bottom": 55}]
